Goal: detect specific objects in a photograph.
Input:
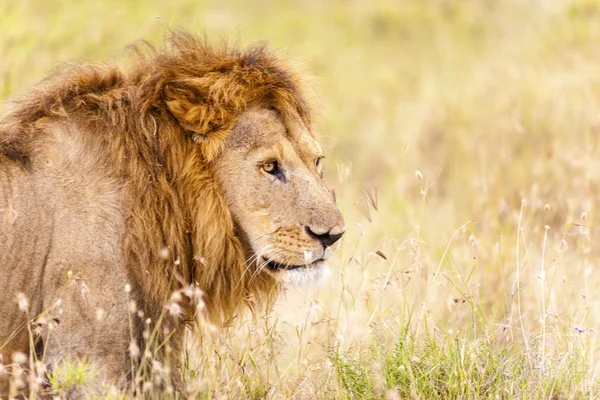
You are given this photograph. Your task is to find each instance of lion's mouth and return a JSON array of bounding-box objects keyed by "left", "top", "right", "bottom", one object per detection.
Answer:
[{"left": 263, "top": 258, "right": 324, "bottom": 271}]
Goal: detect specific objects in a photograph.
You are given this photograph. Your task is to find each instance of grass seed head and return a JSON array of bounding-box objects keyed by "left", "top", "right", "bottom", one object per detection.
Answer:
[
  {"left": 16, "top": 293, "right": 29, "bottom": 312},
  {"left": 129, "top": 341, "right": 141, "bottom": 359},
  {"left": 12, "top": 352, "right": 27, "bottom": 364}
]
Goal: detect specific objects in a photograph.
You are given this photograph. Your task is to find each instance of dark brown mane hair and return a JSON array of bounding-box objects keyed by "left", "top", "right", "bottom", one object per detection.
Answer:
[{"left": 0, "top": 31, "right": 313, "bottom": 322}]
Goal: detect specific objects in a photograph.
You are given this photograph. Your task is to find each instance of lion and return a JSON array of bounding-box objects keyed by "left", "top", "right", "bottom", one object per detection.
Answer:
[{"left": 0, "top": 31, "right": 344, "bottom": 397}]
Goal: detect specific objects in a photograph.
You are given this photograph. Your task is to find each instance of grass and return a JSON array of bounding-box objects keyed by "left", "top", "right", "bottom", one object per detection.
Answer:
[{"left": 3, "top": 0, "right": 600, "bottom": 398}]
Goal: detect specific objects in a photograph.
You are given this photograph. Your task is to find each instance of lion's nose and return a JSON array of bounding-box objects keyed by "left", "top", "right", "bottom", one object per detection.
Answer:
[{"left": 305, "top": 226, "right": 345, "bottom": 248}]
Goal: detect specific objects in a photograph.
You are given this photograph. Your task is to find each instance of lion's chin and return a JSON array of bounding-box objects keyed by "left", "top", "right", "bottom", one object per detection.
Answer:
[
  {"left": 280, "top": 260, "right": 330, "bottom": 286},
  {"left": 263, "top": 258, "right": 329, "bottom": 286}
]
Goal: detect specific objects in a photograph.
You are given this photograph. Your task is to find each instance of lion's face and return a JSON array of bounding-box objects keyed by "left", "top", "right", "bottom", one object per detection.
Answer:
[{"left": 214, "top": 108, "right": 345, "bottom": 283}]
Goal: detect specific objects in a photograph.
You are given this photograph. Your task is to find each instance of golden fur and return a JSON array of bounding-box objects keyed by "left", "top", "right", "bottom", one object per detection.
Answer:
[{"left": 0, "top": 31, "right": 347, "bottom": 395}]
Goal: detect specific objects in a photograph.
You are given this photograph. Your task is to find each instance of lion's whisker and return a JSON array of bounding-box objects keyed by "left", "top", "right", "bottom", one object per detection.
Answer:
[
  {"left": 249, "top": 248, "right": 289, "bottom": 285},
  {"left": 234, "top": 244, "right": 275, "bottom": 291}
]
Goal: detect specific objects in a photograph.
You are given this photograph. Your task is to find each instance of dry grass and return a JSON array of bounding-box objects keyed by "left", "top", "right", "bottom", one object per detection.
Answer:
[{"left": 3, "top": 0, "right": 600, "bottom": 398}]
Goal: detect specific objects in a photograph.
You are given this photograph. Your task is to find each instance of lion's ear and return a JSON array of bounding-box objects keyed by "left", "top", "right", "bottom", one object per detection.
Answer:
[{"left": 164, "top": 80, "right": 234, "bottom": 159}]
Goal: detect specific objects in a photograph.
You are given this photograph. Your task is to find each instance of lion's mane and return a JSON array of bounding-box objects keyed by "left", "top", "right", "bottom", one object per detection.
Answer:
[{"left": 0, "top": 31, "right": 312, "bottom": 322}]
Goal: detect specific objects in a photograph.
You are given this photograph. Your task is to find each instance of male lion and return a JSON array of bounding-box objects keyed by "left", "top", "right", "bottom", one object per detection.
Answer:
[{"left": 0, "top": 32, "right": 344, "bottom": 397}]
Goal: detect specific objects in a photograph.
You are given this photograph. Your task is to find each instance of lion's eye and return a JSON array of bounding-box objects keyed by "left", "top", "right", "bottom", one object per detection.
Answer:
[
  {"left": 316, "top": 156, "right": 324, "bottom": 168},
  {"left": 262, "top": 161, "right": 279, "bottom": 175}
]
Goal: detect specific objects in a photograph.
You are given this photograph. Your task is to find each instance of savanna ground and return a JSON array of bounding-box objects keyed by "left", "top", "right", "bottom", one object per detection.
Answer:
[{"left": 3, "top": 0, "right": 600, "bottom": 398}]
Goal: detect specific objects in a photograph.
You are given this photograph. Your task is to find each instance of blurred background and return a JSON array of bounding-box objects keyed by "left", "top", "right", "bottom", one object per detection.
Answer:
[{"left": 3, "top": 0, "right": 600, "bottom": 397}]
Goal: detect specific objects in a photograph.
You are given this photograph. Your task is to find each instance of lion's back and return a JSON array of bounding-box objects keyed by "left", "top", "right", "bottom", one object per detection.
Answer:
[{"left": 0, "top": 120, "right": 128, "bottom": 355}]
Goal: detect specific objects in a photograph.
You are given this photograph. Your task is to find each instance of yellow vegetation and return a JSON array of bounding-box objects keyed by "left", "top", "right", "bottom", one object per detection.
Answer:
[{"left": 3, "top": 0, "right": 600, "bottom": 397}]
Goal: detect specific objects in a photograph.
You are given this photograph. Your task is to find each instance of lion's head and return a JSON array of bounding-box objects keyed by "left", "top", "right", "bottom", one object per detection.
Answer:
[{"left": 214, "top": 107, "right": 345, "bottom": 284}]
